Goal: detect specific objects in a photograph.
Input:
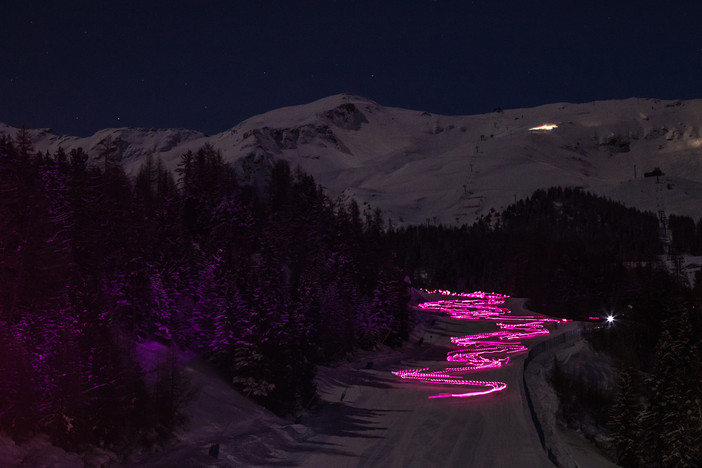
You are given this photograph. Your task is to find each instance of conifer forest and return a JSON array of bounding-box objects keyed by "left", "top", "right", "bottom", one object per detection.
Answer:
[{"left": 2, "top": 130, "right": 702, "bottom": 466}]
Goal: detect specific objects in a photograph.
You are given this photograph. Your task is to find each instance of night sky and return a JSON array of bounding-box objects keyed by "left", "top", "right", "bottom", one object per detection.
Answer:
[{"left": 3, "top": 0, "right": 702, "bottom": 136}]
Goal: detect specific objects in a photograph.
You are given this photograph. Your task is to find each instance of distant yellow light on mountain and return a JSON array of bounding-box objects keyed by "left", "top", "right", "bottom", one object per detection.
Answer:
[{"left": 529, "top": 124, "right": 558, "bottom": 131}]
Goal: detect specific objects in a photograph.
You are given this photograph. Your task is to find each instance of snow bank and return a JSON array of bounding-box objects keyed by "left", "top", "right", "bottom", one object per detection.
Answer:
[{"left": 524, "top": 329, "right": 620, "bottom": 468}]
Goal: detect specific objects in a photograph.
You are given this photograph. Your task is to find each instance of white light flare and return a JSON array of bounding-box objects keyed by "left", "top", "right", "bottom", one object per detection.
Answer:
[{"left": 529, "top": 123, "right": 558, "bottom": 131}]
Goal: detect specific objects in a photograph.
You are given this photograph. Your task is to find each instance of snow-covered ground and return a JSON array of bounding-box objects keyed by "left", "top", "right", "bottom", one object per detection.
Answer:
[
  {"left": 130, "top": 357, "right": 307, "bottom": 467},
  {"left": 0, "top": 433, "right": 117, "bottom": 467},
  {"left": 288, "top": 305, "right": 554, "bottom": 467},
  {"left": 524, "top": 328, "right": 621, "bottom": 468}
]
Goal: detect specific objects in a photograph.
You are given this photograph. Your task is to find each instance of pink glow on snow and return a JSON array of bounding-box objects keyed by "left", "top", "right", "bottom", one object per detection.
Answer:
[
  {"left": 421, "top": 289, "right": 507, "bottom": 300},
  {"left": 393, "top": 292, "right": 559, "bottom": 399}
]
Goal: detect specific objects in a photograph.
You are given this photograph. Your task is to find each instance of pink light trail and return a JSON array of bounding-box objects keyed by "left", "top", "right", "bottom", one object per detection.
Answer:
[{"left": 392, "top": 291, "right": 560, "bottom": 398}]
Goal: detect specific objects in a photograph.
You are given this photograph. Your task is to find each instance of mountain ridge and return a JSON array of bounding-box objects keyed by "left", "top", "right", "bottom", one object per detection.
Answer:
[{"left": 3, "top": 94, "right": 702, "bottom": 225}]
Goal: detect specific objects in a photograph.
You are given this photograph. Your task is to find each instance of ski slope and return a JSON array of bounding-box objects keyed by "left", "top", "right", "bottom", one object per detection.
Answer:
[{"left": 287, "top": 297, "right": 580, "bottom": 467}]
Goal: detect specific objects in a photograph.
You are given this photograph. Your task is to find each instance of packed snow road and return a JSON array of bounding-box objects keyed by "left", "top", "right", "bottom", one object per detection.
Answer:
[{"left": 292, "top": 294, "right": 576, "bottom": 467}]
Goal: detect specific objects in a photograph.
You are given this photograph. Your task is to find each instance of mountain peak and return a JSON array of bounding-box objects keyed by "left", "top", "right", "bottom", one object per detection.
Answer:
[
  {"left": 229, "top": 93, "right": 379, "bottom": 131},
  {"left": 3, "top": 95, "right": 702, "bottom": 226}
]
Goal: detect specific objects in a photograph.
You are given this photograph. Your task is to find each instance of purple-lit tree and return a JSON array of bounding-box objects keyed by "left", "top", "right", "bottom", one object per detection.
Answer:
[
  {"left": 190, "top": 253, "right": 229, "bottom": 352},
  {"left": 0, "top": 327, "right": 38, "bottom": 442},
  {"left": 1, "top": 134, "right": 415, "bottom": 444}
]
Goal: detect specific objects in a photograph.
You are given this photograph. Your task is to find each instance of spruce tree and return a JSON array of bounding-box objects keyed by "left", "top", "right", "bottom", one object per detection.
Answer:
[{"left": 609, "top": 366, "right": 639, "bottom": 467}]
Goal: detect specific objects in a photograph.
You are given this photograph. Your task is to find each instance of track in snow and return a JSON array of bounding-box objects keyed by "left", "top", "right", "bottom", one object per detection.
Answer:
[{"left": 392, "top": 291, "right": 561, "bottom": 398}]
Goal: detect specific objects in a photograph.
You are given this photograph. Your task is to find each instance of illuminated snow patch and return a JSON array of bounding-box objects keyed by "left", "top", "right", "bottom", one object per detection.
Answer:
[{"left": 529, "top": 123, "right": 558, "bottom": 131}]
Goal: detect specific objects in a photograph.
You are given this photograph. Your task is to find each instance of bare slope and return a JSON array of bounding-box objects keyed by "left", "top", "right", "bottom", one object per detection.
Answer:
[{"left": 4, "top": 95, "right": 702, "bottom": 224}]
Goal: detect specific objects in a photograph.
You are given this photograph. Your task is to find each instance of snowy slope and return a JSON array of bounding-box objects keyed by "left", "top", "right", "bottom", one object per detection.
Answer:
[{"left": 4, "top": 94, "right": 702, "bottom": 225}]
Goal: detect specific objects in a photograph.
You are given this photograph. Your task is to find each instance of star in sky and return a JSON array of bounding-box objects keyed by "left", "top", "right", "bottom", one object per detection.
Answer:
[{"left": 1, "top": 1, "right": 701, "bottom": 136}]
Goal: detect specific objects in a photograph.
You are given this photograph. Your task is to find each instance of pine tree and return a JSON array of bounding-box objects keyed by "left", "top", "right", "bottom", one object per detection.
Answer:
[
  {"left": 0, "top": 327, "right": 38, "bottom": 442},
  {"left": 609, "top": 366, "right": 640, "bottom": 467},
  {"left": 190, "top": 253, "right": 228, "bottom": 352},
  {"left": 659, "top": 310, "right": 702, "bottom": 467},
  {"left": 636, "top": 330, "right": 670, "bottom": 466},
  {"left": 97, "top": 135, "right": 119, "bottom": 171},
  {"left": 637, "top": 310, "right": 702, "bottom": 468},
  {"left": 15, "top": 127, "right": 34, "bottom": 159},
  {"left": 149, "top": 270, "right": 179, "bottom": 340}
]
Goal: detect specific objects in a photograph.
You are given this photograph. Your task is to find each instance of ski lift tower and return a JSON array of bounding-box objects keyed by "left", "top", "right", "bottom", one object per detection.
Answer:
[{"left": 644, "top": 167, "right": 666, "bottom": 232}]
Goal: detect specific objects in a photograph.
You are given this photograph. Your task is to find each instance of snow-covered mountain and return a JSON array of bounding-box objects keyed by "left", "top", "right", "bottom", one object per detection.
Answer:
[{"left": 4, "top": 94, "right": 702, "bottom": 225}]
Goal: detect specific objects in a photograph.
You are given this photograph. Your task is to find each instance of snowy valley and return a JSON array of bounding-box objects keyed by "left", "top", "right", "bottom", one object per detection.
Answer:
[{"left": 3, "top": 95, "right": 702, "bottom": 467}]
